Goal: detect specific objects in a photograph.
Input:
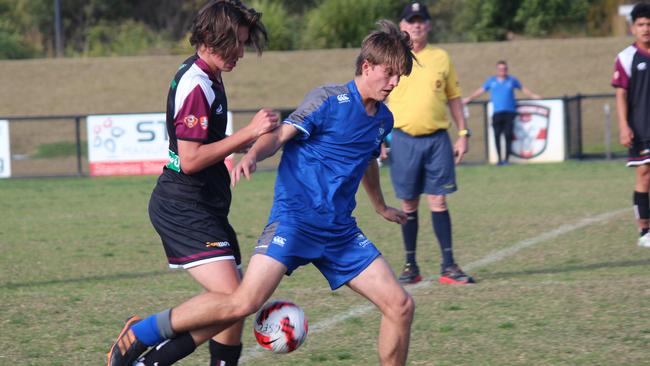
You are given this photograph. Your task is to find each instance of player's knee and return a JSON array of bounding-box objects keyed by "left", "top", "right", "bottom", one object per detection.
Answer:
[{"left": 386, "top": 292, "right": 415, "bottom": 324}]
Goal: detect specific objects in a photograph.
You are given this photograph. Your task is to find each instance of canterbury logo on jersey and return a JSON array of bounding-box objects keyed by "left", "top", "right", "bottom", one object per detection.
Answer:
[
  {"left": 337, "top": 94, "right": 350, "bottom": 103},
  {"left": 638, "top": 62, "right": 647, "bottom": 71},
  {"left": 215, "top": 104, "right": 224, "bottom": 114}
]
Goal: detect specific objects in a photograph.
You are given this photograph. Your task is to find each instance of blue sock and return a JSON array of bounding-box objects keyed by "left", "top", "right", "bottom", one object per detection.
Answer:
[
  {"left": 131, "top": 311, "right": 171, "bottom": 346},
  {"left": 432, "top": 210, "right": 455, "bottom": 269}
]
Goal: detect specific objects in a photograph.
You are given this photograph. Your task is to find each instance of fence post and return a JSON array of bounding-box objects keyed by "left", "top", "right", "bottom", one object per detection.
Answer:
[
  {"left": 482, "top": 101, "right": 489, "bottom": 163},
  {"left": 603, "top": 103, "right": 612, "bottom": 160},
  {"left": 75, "top": 116, "right": 83, "bottom": 176}
]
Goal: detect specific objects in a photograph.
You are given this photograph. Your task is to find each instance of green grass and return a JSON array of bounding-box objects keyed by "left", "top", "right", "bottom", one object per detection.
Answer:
[
  {"left": 1, "top": 161, "right": 649, "bottom": 365},
  {"left": 32, "top": 141, "right": 87, "bottom": 159}
]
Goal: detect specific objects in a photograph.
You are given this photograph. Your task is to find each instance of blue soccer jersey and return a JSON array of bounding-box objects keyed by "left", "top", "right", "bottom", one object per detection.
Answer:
[{"left": 269, "top": 80, "right": 393, "bottom": 230}]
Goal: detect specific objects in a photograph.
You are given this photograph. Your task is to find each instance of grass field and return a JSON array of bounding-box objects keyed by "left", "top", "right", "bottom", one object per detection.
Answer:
[{"left": 1, "top": 161, "right": 649, "bottom": 365}]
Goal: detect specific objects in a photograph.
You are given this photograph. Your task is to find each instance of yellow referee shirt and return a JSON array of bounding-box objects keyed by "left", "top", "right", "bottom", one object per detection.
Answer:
[{"left": 388, "top": 45, "right": 462, "bottom": 136}]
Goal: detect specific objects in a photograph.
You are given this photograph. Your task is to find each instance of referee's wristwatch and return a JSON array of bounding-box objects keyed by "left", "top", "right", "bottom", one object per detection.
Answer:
[{"left": 458, "top": 128, "right": 472, "bottom": 137}]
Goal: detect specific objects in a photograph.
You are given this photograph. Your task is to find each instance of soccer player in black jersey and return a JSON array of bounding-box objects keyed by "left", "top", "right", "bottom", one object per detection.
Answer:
[
  {"left": 612, "top": 3, "right": 650, "bottom": 248},
  {"left": 107, "top": 1, "right": 279, "bottom": 366}
]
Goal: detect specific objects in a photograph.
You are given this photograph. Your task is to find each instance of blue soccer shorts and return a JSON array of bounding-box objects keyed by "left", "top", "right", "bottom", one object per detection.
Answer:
[
  {"left": 389, "top": 128, "right": 457, "bottom": 199},
  {"left": 253, "top": 220, "right": 381, "bottom": 290}
]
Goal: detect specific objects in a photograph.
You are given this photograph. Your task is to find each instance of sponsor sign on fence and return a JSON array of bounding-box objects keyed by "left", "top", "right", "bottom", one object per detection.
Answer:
[
  {"left": 487, "top": 99, "right": 566, "bottom": 164},
  {"left": 87, "top": 112, "right": 234, "bottom": 176},
  {"left": 0, "top": 120, "right": 10, "bottom": 178},
  {"left": 87, "top": 113, "right": 169, "bottom": 176}
]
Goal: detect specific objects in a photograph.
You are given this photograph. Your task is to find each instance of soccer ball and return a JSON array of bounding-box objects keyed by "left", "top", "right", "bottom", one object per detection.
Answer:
[{"left": 253, "top": 300, "right": 308, "bottom": 353}]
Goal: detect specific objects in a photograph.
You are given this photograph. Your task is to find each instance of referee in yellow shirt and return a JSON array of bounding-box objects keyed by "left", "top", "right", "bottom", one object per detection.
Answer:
[{"left": 387, "top": 2, "right": 474, "bottom": 285}]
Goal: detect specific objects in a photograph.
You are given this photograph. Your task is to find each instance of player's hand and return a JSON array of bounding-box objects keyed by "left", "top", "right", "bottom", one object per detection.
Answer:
[
  {"left": 454, "top": 136, "right": 468, "bottom": 165},
  {"left": 231, "top": 153, "right": 258, "bottom": 187},
  {"left": 379, "top": 143, "right": 389, "bottom": 160},
  {"left": 620, "top": 124, "right": 634, "bottom": 148},
  {"left": 249, "top": 108, "right": 280, "bottom": 138},
  {"left": 462, "top": 97, "right": 470, "bottom": 105},
  {"left": 378, "top": 206, "right": 407, "bottom": 225}
]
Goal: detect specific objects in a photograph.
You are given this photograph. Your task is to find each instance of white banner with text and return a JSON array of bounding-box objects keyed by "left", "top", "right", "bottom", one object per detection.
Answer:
[{"left": 0, "top": 120, "right": 11, "bottom": 178}]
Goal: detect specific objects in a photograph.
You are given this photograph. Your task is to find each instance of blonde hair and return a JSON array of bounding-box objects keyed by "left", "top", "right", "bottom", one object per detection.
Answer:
[{"left": 355, "top": 20, "right": 415, "bottom": 76}]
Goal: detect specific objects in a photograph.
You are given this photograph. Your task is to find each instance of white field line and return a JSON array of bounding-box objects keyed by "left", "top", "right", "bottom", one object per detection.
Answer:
[{"left": 240, "top": 207, "right": 628, "bottom": 363}]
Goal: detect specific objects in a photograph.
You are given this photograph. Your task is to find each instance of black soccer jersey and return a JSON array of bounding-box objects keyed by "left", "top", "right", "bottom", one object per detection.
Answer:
[
  {"left": 613, "top": 44, "right": 650, "bottom": 141},
  {"left": 153, "top": 54, "right": 231, "bottom": 214}
]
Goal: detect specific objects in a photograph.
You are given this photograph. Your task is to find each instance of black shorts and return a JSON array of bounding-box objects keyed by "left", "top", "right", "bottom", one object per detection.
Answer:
[
  {"left": 627, "top": 140, "right": 650, "bottom": 167},
  {"left": 149, "top": 193, "right": 241, "bottom": 269}
]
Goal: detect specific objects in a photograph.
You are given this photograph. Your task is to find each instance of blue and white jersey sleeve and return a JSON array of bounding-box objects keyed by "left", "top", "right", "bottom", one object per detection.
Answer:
[
  {"left": 284, "top": 87, "right": 330, "bottom": 140},
  {"left": 511, "top": 76, "right": 522, "bottom": 90}
]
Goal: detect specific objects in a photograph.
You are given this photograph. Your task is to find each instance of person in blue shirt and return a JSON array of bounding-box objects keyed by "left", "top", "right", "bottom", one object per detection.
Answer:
[
  {"left": 107, "top": 20, "right": 416, "bottom": 366},
  {"left": 464, "top": 60, "right": 541, "bottom": 165}
]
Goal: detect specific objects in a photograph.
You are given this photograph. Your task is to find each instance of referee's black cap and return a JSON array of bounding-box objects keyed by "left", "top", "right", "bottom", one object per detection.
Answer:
[{"left": 401, "top": 2, "right": 431, "bottom": 21}]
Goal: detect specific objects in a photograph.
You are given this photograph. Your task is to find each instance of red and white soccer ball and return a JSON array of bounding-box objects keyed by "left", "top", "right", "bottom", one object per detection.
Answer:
[{"left": 253, "top": 300, "right": 308, "bottom": 353}]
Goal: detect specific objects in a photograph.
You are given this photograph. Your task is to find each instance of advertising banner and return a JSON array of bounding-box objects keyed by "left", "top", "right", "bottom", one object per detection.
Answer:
[
  {"left": 487, "top": 99, "right": 566, "bottom": 164},
  {"left": 0, "top": 120, "right": 10, "bottom": 178},
  {"left": 87, "top": 112, "right": 234, "bottom": 176}
]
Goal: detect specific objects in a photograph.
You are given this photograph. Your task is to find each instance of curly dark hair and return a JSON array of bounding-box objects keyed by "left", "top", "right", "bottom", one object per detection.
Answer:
[
  {"left": 189, "top": 0, "right": 268, "bottom": 61},
  {"left": 631, "top": 2, "right": 650, "bottom": 22}
]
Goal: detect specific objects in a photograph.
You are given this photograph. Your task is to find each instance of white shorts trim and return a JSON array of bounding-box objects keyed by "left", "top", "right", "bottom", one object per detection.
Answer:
[{"left": 168, "top": 255, "right": 238, "bottom": 270}]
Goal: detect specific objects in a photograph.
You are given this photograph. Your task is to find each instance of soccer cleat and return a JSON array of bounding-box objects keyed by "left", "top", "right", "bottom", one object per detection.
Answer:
[
  {"left": 106, "top": 316, "right": 148, "bottom": 366},
  {"left": 638, "top": 232, "right": 650, "bottom": 248},
  {"left": 398, "top": 263, "right": 422, "bottom": 284},
  {"left": 439, "top": 264, "right": 475, "bottom": 285}
]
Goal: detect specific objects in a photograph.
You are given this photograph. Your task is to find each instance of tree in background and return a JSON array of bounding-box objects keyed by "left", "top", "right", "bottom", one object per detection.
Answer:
[
  {"left": 301, "top": 0, "right": 402, "bottom": 49},
  {"left": 0, "top": 0, "right": 633, "bottom": 59}
]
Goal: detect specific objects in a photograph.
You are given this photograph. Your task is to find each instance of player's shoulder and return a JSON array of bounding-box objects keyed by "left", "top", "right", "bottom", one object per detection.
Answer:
[
  {"left": 424, "top": 45, "right": 450, "bottom": 58},
  {"left": 303, "top": 83, "right": 351, "bottom": 105},
  {"left": 617, "top": 45, "right": 638, "bottom": 60}
]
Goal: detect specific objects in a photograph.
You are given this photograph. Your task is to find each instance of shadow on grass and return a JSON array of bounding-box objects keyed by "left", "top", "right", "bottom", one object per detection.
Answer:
[
  {"left": 479, "top": 258, "right": 650, "bottom": 280},
  {"left": 1, "top": 270, "right": 176, "bottom": 290}
]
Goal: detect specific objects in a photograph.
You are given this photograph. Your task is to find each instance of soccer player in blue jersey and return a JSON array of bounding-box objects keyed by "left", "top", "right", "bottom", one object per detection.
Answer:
[
  {"left": 612, "top": 2, "right": 650, "bottom": 248},
  {"left": 107, "top": 19, "right": 416, "bottom": 366}
]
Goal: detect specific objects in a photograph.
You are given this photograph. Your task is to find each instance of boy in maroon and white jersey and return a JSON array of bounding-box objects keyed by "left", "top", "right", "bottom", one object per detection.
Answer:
[
  {"left": 107, "top": 1, "right": 279, "bottom": 366},
  {"left": 612, "top": 2, "right": 650, "bottom": 248}
]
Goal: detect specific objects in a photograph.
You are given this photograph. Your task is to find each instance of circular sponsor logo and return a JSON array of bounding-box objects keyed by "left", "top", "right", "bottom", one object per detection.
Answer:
[{"left": 184, "top": 115, "right": 198, "bottom": 128}]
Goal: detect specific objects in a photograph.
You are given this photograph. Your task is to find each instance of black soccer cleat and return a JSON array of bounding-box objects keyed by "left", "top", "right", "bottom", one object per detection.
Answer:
[
  {"left": 439, "top": 264, "right": 475, "bottom": 285},
  {"left": 106, "top": 316, "right": 148, "bottom": 366},
  {"left": 398, "top": 262, "right": 422, "bottom": 284}
]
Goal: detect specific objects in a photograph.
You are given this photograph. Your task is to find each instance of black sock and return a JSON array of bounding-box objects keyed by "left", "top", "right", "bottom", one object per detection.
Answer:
[
  {"left": 633, "top": 191, "right": 649, "bottom": 235},
  {"left": 209, "top": 340, "right": 242, "bottom": 366},
  {"left": 401, "top": 211, "right": 418, "bottom": 264},
  {"left": 432, "top": 210, "right": 455, "bottom": 270},
  {"left": 139, "top": 332, "right": 196, "bottom": 366}
]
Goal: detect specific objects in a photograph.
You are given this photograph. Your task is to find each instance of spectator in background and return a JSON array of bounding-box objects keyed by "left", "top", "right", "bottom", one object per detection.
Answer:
[
  {"left": 612, "top": 2, "right": 650, "bottom": 248},
  {"left": 387, "top": 2, "right": 475, "bottom": 285},
  {"left": 463, "top": 60, "right": 541, "bottom": 166}
]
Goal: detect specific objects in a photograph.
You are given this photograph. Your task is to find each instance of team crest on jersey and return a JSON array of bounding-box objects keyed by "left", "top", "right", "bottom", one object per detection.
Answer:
[
  {"left": 337, "top": 94, "right": 350, "bottom": 103},
  {"left": 184, "top": 115, "right": 198, "bottom": 128},
  {"left": 511, "top": 104, "right": 551, "bottom": 159},
  {"left": 199, "top": 116, "right": 208, "bottom": 130},
  {"left": 638, "top": 62, "right": 647, "bottom": 71}
]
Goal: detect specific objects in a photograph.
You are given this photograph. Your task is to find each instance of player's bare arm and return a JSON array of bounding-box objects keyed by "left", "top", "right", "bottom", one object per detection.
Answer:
[
  {"left": 178, "top": 108, "right": 279, "bottom": 174},
  {"left": 615, "top": 88, "right": 633, "bottom": 147},
  {"left": 362, "top": 159, "right": 407, "bottom": 225},
  {"left": 231, "top": 123, "right": 299, "bottom": 185},
  {"left": 448, "top": 97, "right": 469, "bottom": 165}
]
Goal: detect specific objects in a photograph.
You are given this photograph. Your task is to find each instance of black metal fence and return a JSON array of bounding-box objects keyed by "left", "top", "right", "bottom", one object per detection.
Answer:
[{"left": 0, "top": 93, "right": 621, "bottom": 178}]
